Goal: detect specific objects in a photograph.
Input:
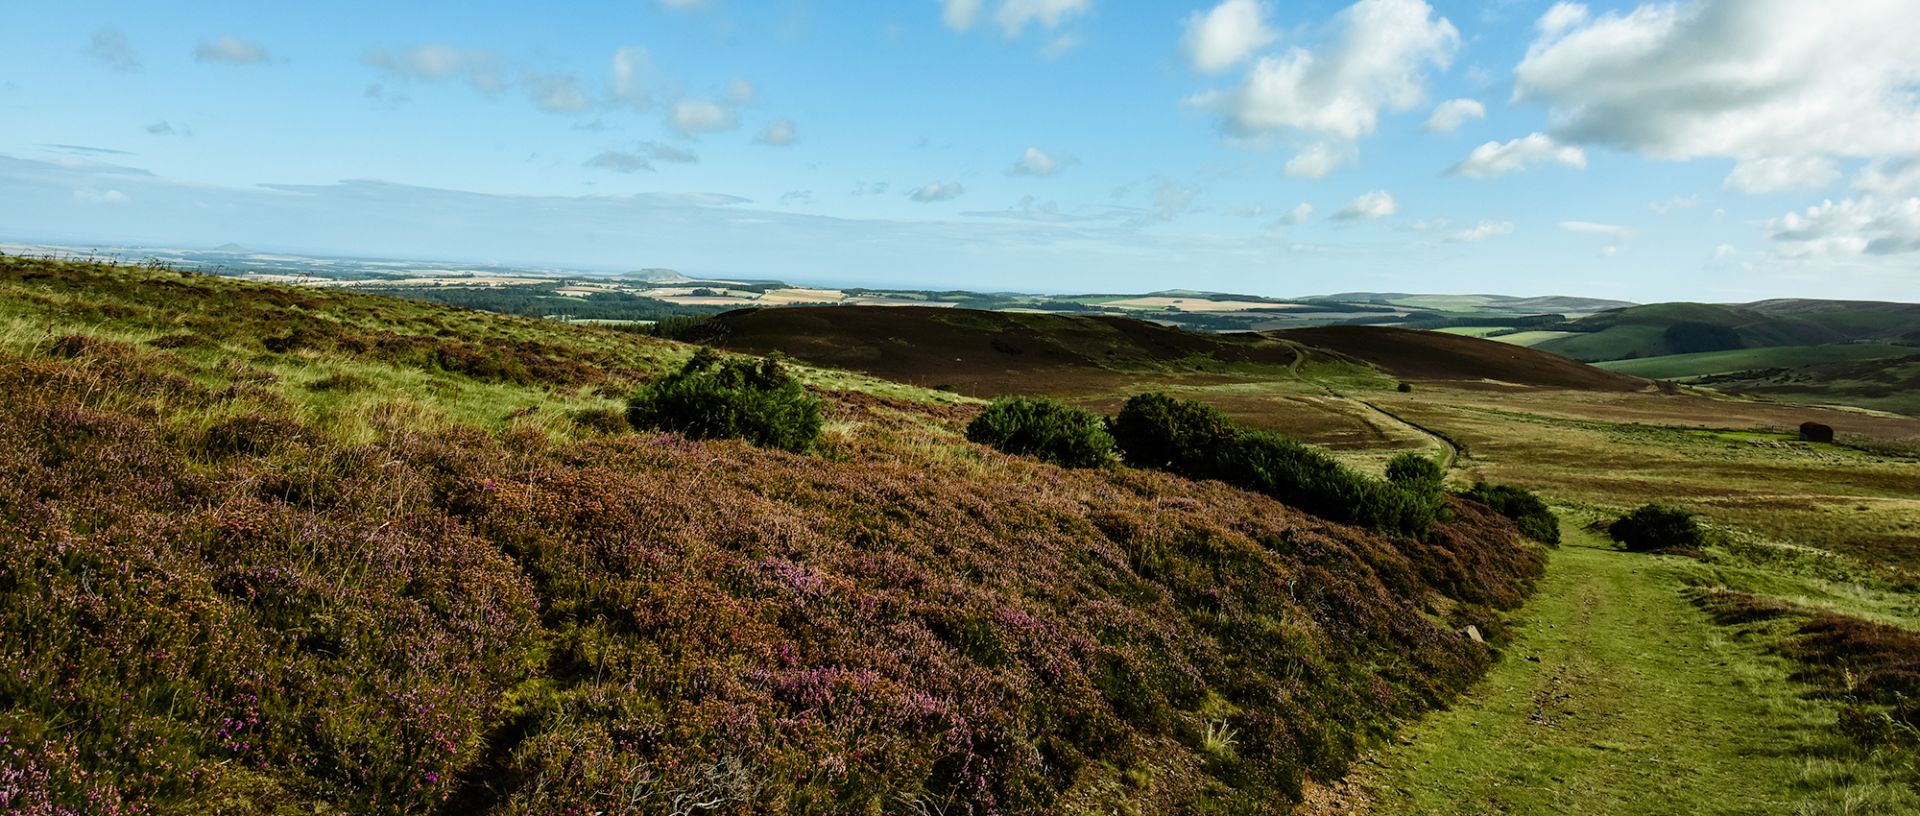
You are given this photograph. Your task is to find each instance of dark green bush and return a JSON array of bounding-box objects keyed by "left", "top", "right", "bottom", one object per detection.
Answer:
[
  {"left": 1463, "top": 482, "right": 1561, "bottom": 545},
  {"left": 1109, "top": 392, "right": 1240, "bottom": 471},
  {"left": 1608, "top": 503, "right": 1705, "bottom": 552},
  {"left": 1111, "top": 393, "right": 1437, "bottom": 538},
  {"left": 967, "top": 396, "right": 1114, "bottom": 468},
  {"left": 626, "top": 348, "right": 823, "bottom": 452}
]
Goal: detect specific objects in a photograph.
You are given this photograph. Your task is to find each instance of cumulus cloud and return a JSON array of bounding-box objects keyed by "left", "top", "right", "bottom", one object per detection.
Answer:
[
  {"left": 1767, "top": 197, "right": 1920, "bottom": 257},
  {"left": 1188, "top": 0, "right": 1457, "bottom": 174},
  {"left": 194, "top": 36, "right": 270, "bottom": 65},
  {"left": 757, "top": 118, "right": 797, "bottom": 146},
  {"left": 609, "top": 47, "right": 655, "bottom": 109},
  {"left": 669, "top": 99, "right": 739, "bottom": 135},
  {"left": 527, "top": 75, "right": 591, "bottom": 113},
  {"left": 1852, "top": 159, "right": 1920, "bottom": 198},
  {"left": 726, "top": 78, "right": 758, "bottom": 106},
  {"left": 1422, "top": 98, "right": 1484, "bottom": 133},
  {"left": 1449, "top": 132, "right": 1586, "bottom": 179},
  {"left": 941, "top": 0, "right": 985, "bottom": 32},
  {"left": 1448, "top": 219, "right": 1514, "bottom": 242},
  {"left": 1009, "top": 147, "right": 1074, "bottom": 176},
  {"left": 994, "top": 0, "right": 1092, "bottom": 37},
  {"left": 1561, "top": 219, "right": 1631, "bottom": 255},
  {"left": 87, "top": 28, "right": 140, "bottom": 72},
  {"left": 1516, "top": 0, "right": 1920, "bottom": 162},
  {"left": 1723, "top": 156, "right": 1840, "bottom": 195},
  {"left": 363, "top": 45, "right": 506, "bottom": 93},
  {"left": 1182, "top": 0, "right": 1277, "bottom": 74},
  {"left": 1333, "top": 190, "right": 1396, "bottom": 220},
  {"left": 908, "top": 181, "right": 966, "bottom": 202},
  {"left": 1283, "top": 142, "right": 1356, "bottom": 179}
]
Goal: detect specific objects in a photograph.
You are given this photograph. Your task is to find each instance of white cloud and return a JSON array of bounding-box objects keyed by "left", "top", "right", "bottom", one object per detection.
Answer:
[
  {"left": 73, "top": 189, "right": 131, "bottom": 205},
  {"left": 941, "top": 0, "right": 984, "bottom": 32},
  {"left": 1561, "top": 219, "right": 1631, "bottom": 256},
  {"left": 1448, "top": 219, "right": 1514, "bottom": 242},
  {"left": 1422, "top": 98, "right": 1484, "bottom": 133},
  {"left": 1723, "top": 156, "right": 1840, "bottom": 195},
  {"left": 1516, "top": 0, "right": 1920, "bottom": 161},
  {"left": 669, "top": 99, "right": 739, "bottom": 135},
  {"left": 1189, "top": 0, "right": 1457, "bottom": 174},
  {"left": 994, "top": 0, "right": 1092, "bottom": 37},
  {"left": 1334, "top": 190, "right": 1397, "bottom": 220},
  {"left": 609, "top": 47, "right": 655, "bottom": 109},
  {"left": 583, "top": 142, "right": 698, "bottom": 174},
  {"left": 726, "top": 78, "right": 758, "bottom": 106},
  {"left": 1853, "top": 158, "right": 1920, "bottom": 197},
  {"left": 195, "top": 36, "right": 270, "bottom": 65},
  {"left": 527, "top": 75, "right": 591, "bottom": 113},
  {"left": 1153, "top": 180, "right": 1198, "bottom": 218},
  {"left": 1283, "top": 142, "right": 1356, "bottom": 179},
  {"left": 1182, "top": 0, "right": 1277, "bottom": 74},
  {"left": 87, "top": 28, "right": 140, "bottom": 72},
  {"left": 1009, "top": 147, "right": 1074, "bottom": 176},
  {"left": 1767, "top": 197, "right": 1920, "bottom": 257},
  {"left": 1449, "top": 132, "right": 1585, "bottom": 179},
  {"left": 363, "top": 45, "right": 506, "bottom": 93},
  {"left": 908, "top": 181, "right": 966, "bottom": 202},
  {"left": 1649, "top": 194, "right": 1699, "bottom": 214},
  {"left": 1038, "top": 34, "right": 1083, "bottom": 59},
  {"left": 757, "top": 118, "right": 797, "bottom": 146},
  {"left": 1275, "top": 202, "right": 1314, "bottom": 224}
]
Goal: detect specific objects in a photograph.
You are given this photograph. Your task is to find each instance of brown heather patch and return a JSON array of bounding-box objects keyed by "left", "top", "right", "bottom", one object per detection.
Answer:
[{"left": 0, "top": 325, "right": 1542, "bottom": 814}]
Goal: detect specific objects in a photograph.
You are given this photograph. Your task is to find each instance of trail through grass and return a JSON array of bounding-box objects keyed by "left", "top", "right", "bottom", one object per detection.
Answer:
[{"left": 1362, "top": 522, "right": 1920, "bottom": 815}]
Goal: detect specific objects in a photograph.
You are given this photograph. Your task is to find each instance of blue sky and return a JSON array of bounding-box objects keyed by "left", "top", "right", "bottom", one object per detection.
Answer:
[{"left": 3, "top": 0, "right": 1917, "bottom": 300}]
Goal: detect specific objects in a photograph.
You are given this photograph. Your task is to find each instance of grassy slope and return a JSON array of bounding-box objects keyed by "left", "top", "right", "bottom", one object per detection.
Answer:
[
  {"left": 1594, "top": 344, "right": 1914, "bottom": 381},
  {"left": 0, "top": 257, "right": 1546, "bottom": 815},
  {"left": 1364, "top": 522, "right": 1920, "bottom": 816},
  {"left": 1535, "top": 303, "right": 1842, "bottom": 363}
]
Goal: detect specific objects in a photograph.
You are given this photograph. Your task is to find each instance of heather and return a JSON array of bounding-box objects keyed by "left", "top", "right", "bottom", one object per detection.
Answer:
[{"left": 0, "top": 257, "right": 1545, "bottom": 814}]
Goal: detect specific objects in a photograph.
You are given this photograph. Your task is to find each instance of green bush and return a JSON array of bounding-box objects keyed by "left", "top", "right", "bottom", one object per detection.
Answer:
[
  {"left": 1111, "top": 393, "right": 1438, "bottom": 538},
  {"left": 626, "top": 349, "right": 823, "bottom": 452},
  {"left": 967, "top": 396, "right": 1114, "bottom": 468},
  {"left": 1608, "top": 504, "right": 1705, "bottom": 552},
  {"left": 1109, "top": 392, "right": 1240, "bottom": 471},
  {"left": 1462, "top": 482, "right": 1561, "bottom": 545}
]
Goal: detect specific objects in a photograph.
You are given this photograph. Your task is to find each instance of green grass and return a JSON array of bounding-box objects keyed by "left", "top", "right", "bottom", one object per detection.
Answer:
[
  {"left": 1367, "top": 519, "right": 1920, "bottom": 815},
  {"left": 1491, "top": 330, "right": 1582, "bottom": 347},
  {"left": 1595, "top": 345, "right": 1912, "bottom": 380}
]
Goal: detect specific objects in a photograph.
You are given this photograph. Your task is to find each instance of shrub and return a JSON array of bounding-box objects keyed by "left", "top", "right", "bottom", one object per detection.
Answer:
[
  {"left": 1397, "top": 382, "right": 1413, "bottom": 393},
  {"left": 1463, "top": 482, "right": 1561, "bottom": 545},
  {"left": 1608, "top": 503, "right": 1705, "bottom": 552},
  {"left": 626, "top": 349, "right": 823, "bottom": 452},
  {"left": 1109, "top": 392, "right": 1240, "bottom": 472},
  {"left": 966, "top": 396, "right": 1114, "bottom": 468},
  {"left": 1112, "top": 393, "right": 1437, "bottom": 537},
  {"left": 1386, "top": 452, "right": 1445, "bottom": 493}
]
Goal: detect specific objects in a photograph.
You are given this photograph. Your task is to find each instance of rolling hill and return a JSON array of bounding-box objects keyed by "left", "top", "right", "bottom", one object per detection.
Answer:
[
  {"left": 0, "top": 255, "right": 1545, "bottom": 814},
  {"left": 1530, "top": 303, "right": 1846, "bottom": 363},
  {"left": 1270, "top": 326, "right": 1650, "bottom": 392}
]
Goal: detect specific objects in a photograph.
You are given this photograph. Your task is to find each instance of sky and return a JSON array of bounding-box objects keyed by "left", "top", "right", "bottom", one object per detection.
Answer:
[{"left": 2, "top": 0, "right": 1918, "bottom": 301}]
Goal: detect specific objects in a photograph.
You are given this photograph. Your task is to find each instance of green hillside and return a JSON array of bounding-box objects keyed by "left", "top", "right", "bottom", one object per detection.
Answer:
[
  {"left": 1593, "top": 344, "right": 1914, "bottom": 380},
  {"left": 1535, "top": 303, "right": 1844, "bottom": 362},
  {"left": 0, "top": 256, "right": 1544, "bottom": 814}
]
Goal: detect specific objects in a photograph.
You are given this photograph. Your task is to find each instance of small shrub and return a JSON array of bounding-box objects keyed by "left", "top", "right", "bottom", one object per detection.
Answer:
[
  {"left": 1386, "top": 452, "right": 1445, "bottom": 493},
  {"left": 626, "top": 349, "right": 823, "bottom": 453},
  {"left": 966, "top": 396, "right": 1114, "bottom": 468},
  {"left": 1608, "top": 504, "right": 1705, "bottom": 552},
  {"left": 1109, "top": 392, "right": 1240, "bottom": 471},
  {"left": 1462, "top": 482, "right": 1561, "bottom": 545},
  {"left": 1396, "top": 382, "right": 1413, "bottom": 393}
]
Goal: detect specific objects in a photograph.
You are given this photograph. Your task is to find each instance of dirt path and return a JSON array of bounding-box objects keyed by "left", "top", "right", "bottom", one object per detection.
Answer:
[
  {"left": 1347, "top": 523, "right": 1886, "bottom": 816},
  {"left": 1279, "top": 341, "right": 1459, "bottom": 468}
]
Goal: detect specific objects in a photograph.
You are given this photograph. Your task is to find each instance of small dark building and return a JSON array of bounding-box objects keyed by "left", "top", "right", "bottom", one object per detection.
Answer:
[{"left": 1799, "top": 422, "right": 1835, "bottom": 443}]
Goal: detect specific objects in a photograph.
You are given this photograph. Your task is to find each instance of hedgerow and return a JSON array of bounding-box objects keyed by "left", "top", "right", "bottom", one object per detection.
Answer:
[
  {"left": 966, "top": 396, "right": 1114, "bottom": 468},
  {"left": 1111, "top": 393, "right": 1443, "bottom": 538}
]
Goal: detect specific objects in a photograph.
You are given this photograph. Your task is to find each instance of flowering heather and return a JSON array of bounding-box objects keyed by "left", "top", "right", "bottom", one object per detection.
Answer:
[{"left": 0, "top": 257, "right": 1544, "bottom": 814}]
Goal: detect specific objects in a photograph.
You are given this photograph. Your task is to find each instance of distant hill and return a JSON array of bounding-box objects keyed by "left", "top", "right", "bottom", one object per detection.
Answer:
[
  {"left": 622, "top": 267, "right": 694, "bottom": 283},
  {"left": 1531, "top": 303, "right": 1847, "bottom": 362},
  {"left": 1270, "top": 325, "right": 1650, "bottom": 392},
  {"left": 1315, "top": 292, "right": 1636, "bottom": 316},
  {"left": 1739, "top": 299, "right": 1920, "bottom": 344},
  {"left": 689, "top": 305, "right": 1651, "bottom": 395}
]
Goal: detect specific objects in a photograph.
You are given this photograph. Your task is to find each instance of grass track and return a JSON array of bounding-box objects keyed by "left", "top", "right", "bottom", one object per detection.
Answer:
[{"left": 1362, "top": 522, "right": 1920, "bottom": 816}]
